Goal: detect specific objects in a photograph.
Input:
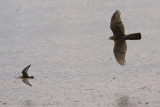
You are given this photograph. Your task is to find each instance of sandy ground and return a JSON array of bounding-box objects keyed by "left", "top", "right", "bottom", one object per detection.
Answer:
[{"left": 0, "top": 0, "right": 160, "bottom": 107}]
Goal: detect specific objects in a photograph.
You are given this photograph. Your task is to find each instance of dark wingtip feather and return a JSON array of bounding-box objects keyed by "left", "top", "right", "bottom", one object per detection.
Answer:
[
  {"left": 119, "top": 60, "right": 125, "bottom": 66},
  {"left": 115, "top": 10, "right": 121, "bottom": 15}
]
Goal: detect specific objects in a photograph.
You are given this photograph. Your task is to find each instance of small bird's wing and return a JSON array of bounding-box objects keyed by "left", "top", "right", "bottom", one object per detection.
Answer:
[
  {"left": 114, "top": 41, "right": 127, "bottom": 66},
  {"left": 110, "top": 10, "right": 125, "bottom": 36},
  {"left": 22, "top": 78, "right": 32, "bottom": 86},
  {"left": 22, "top": 64, "right": 31, "bottom": 77}
]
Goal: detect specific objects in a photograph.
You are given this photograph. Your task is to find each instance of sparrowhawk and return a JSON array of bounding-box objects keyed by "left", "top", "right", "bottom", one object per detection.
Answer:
[{"left": 109, "top": 10, "right": 141, "bottom": 66}]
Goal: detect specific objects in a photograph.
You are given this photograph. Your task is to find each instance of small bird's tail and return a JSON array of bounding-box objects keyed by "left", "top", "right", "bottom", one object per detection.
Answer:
[{"left": 124, "top": 33, "right": 141, "bottom": 40}]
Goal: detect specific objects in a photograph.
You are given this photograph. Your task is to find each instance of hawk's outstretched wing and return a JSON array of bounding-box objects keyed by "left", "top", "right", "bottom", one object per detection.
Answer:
[
  {"left": 114, "top": 41, "right": 127, "bottom": 66},
  {"left": 110, "top": 10, "right": 125, "bottom": 37}
]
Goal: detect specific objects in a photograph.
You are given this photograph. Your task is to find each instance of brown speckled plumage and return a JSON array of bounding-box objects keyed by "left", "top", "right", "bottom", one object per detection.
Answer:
[{"left": 109, "top": 10, "right": 141, "bottom": 66}]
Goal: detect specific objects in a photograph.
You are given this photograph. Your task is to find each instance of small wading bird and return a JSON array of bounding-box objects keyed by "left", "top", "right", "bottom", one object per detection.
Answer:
[
  {"left": 109, "top": 10, "right": 141, "bottom": 66},
  {"left": 18, "top": 64, "right": 34, "bottom": 86}
]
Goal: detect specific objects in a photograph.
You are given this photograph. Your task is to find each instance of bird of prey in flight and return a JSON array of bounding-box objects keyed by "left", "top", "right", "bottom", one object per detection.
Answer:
[{"left": 109, "top": 10, "right": 141, "bottom": 66}]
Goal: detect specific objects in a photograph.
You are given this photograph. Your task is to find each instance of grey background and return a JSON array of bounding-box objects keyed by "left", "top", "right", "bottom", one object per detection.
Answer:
[{"left": 0, "top": 0, "right": 160, "bottom": 107}]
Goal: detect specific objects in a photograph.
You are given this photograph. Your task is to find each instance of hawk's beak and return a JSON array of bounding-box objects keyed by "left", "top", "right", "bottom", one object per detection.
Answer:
[
  {"left": 109, "top": 37, "right": 114, "bottom": 40},
  {"left": 18, "top": 76, "right": 22, "bottom": 79}
]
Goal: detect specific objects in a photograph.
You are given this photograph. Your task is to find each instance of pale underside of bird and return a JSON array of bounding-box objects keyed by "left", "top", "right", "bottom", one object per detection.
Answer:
[{"left": 109, "top": 10, "right": 141, "bottom": 66}]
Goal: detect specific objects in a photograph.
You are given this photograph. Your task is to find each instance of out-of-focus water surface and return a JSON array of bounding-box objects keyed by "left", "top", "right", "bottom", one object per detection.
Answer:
[{"left": 0, "top": 0, "right": 160, "bottom": 106}]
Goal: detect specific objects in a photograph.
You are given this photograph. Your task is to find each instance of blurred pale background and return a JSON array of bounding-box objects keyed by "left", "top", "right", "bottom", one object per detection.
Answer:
[{"left": 0, "top": 0, "right": 160, "bottom": 107}]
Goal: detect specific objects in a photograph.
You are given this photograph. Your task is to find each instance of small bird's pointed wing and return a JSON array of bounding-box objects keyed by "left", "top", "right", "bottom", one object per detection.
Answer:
[
  {"left": 110, "top": 10, "right": 125, "bottom": 36},
  {"left": 22, "top": 64, "right": 31, "bottom": 77},
  {"left": 114, "top": 41, "right": 127, "bottom": 66},
  {"left": 22, "top": 78, "right": 32, "bottom": 86}
]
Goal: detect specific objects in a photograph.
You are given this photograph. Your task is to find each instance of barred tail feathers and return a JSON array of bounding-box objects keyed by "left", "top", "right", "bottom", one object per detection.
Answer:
[{"left": 124, "top": 33, "right": 141, "bottom": 40}]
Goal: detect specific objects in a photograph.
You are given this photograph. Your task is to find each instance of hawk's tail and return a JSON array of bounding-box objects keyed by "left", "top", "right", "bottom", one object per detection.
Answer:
[{"left": 124, "top": 33, "right": 141, "bottom": 40}]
